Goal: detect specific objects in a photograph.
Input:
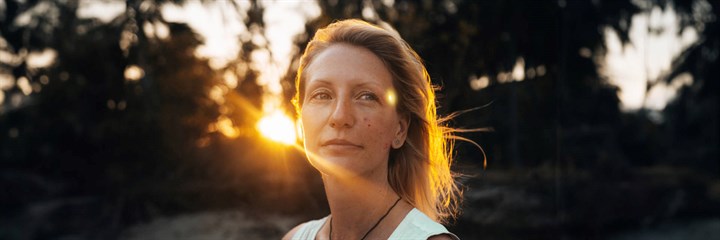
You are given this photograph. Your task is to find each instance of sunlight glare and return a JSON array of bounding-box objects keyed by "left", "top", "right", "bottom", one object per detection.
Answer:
[
  {"left": 386, "top": 89, "right": 397, "bottom": 107},
  {"left": 257, "top": 111, "right": 297, "bottom": 145},
  {"left": 217, "top": 116, "right": 240, "bottom": 139}
]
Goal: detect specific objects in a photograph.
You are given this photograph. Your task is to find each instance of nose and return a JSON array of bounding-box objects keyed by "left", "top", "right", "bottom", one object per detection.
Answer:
[{"left": 329, "top": 99, "right": 354, "bottom": 128}]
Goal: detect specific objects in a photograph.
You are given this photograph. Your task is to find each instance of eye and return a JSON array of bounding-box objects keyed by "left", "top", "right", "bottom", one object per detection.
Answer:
[
  {"left": 358, "top": 91, "right": 379, "bottom": 101},
  {"left": 309, "top": 91, "right": 332, "bottom": 101}
]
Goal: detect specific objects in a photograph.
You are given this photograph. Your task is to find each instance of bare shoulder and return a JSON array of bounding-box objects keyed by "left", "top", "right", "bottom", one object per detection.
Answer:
[
  {"left": 428, "top": 233, "right": 457, "bottom": 240},
  {"left": 281, "top": 223, "right": 305, "bottom": 240}
]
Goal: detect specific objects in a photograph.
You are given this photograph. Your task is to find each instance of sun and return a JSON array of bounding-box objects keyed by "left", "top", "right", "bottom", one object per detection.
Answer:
[{"left": 257, "top": 111, "right": 297, "bottom": 145}]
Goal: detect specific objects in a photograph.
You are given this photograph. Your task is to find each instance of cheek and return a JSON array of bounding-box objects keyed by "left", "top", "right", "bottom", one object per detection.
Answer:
[
  {"left": 362, "top": 117, "right": 395, "bottom": 149},
  {"left": 301, "top": 110, "right": 321, "bottom": 141}
]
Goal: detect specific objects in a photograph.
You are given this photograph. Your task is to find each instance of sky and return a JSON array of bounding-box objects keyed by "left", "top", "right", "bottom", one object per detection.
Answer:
[
  {"left": 74, "top": 0, "right": 320, "bottom": 114},
  {"left": 147, "top": 0, "right": 319, "bottom": 113},
  {"left": 74, "top": 0, "right": 701, "bottom": 113},
  {"left": 599, "top": 3, "right": 699, "bottom": 111},
  {"left": 0, "top": 0, "right": 703, "bottom": 114}
]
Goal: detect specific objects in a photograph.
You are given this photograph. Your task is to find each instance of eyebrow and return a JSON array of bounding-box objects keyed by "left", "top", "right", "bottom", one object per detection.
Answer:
[
  {"left": 355, "top": 81, "right": 383, "bottom": 89},
  {"left": 306, "top": 79, "right": 332, "bottom": 87},
  {"left": 306, "top": 79, "right": 384, "bottom": 90}
]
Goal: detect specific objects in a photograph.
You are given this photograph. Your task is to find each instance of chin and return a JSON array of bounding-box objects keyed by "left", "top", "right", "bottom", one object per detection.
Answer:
[{"left": 308, "top": 155, "right": 367, "bottom": 178}]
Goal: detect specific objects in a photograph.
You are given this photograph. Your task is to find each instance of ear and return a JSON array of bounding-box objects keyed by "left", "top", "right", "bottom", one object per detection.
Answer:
[{"left": 392, "top": 114, "right": 409, "bottom": 149}]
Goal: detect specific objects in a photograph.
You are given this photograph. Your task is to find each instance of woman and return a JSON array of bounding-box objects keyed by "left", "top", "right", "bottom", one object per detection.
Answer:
[{"left": 283, "top": 19, "right": 461, "bottom": 240}]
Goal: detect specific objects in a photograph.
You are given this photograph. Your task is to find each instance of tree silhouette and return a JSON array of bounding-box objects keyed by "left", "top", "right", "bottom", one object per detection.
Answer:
[{"left": 0, "top": 0, "right": 278, "bottom": 238}]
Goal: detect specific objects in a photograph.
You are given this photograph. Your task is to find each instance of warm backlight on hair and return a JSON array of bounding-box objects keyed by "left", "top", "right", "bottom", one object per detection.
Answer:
[{"left": 257, "top": 111, "right": 297, "bottom": 145}]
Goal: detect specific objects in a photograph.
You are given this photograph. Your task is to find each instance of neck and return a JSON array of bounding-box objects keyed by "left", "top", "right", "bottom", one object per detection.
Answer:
[{"left": 323, "top": 170, "right": 399, "bottom": 239}]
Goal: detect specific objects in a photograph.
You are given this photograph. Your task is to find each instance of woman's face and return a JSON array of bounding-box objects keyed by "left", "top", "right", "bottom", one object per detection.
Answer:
[{"left": 300, "top": 43, "right": 407, "bottom": 178}]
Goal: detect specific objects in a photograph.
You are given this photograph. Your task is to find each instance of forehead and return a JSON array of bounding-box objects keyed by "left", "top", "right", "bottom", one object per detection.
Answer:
[{"left": 304, "top": 43, "right": 393, "bottom": 89}]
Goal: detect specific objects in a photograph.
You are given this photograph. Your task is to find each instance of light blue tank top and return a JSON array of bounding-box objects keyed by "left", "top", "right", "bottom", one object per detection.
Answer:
[{"left": 291, "top": 208, "right": 460, "bottom": 239}]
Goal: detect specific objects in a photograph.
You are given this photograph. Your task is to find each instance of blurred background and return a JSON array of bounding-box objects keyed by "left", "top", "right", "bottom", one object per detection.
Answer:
[{"left": 0, "top": 0, "right": 718, "bottom": 239}]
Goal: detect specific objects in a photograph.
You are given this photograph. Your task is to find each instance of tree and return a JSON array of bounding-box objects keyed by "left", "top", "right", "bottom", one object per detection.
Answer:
[{"left": 0, "top": 0, "right": 274, "bottom": 237}]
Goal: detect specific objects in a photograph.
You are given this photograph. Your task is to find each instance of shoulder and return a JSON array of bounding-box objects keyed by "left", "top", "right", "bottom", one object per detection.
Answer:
[
  {"left": 390, "top": 209, "right": 459, "bottom": 240},
  {"left": 281, "top": 223, "right": 305, "bottom": 240},
  {"left": 282, "top": 216, "right": 329, "bottom": 240}
]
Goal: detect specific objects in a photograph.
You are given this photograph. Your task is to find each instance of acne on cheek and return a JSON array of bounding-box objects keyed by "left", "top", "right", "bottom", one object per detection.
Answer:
[{"left": 363, "top": 118, "right": 391, "bottom": 150}]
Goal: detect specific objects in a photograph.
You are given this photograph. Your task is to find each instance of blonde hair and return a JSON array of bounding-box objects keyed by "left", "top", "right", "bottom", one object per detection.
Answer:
[{"left": 292, "top": 19, "right": 461, "bottom": 223}]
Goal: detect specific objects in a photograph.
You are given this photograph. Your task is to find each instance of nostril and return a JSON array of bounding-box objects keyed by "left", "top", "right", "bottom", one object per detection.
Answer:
[{"left": 329, "top": 119, "right": 351, "bottom": 128}]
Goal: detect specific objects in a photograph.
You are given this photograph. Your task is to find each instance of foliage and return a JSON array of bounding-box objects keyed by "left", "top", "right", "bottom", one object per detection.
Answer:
[
  {"left": 0, "top": 0, "right": 717, "bottom": 239},
  {"left": 0, "top": 0, "right": 298, "bottom": 237}
]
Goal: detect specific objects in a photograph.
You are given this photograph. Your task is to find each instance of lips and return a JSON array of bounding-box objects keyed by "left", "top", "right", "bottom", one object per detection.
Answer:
[{"left": 321, "top": 139, "right": 363, "bottom": 148}]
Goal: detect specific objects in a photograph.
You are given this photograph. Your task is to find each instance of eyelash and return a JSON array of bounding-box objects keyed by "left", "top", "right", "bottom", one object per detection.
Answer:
[
  {"left": 358, "top": 92, "right": 379, "bottom": 101},
  {"left": 310, "top": 91, "right": 332, "bottom": 101},
  {"left": 307, "top": 90, "right": 379, "bottom": 102}
]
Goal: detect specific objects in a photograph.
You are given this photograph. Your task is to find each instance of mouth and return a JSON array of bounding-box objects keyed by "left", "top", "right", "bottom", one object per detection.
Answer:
[{"left": 321, "top": 139, "right": 363, "bottom": 148}]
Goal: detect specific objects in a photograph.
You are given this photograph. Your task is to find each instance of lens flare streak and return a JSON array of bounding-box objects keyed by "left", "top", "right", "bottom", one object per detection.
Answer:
[{"left": 257, "top": 111, "right": 297, "bottom": 145}]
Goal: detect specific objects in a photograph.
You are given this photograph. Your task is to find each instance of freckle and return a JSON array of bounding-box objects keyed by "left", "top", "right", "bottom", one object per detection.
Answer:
[{"left": 367, "top": 124, "right": 371, "bottom": 127}]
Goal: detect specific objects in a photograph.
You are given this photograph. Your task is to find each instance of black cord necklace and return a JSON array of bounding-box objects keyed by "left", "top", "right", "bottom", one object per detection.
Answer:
[{"left": 329, "top": 196, "right": 402, "bottom": 240}]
